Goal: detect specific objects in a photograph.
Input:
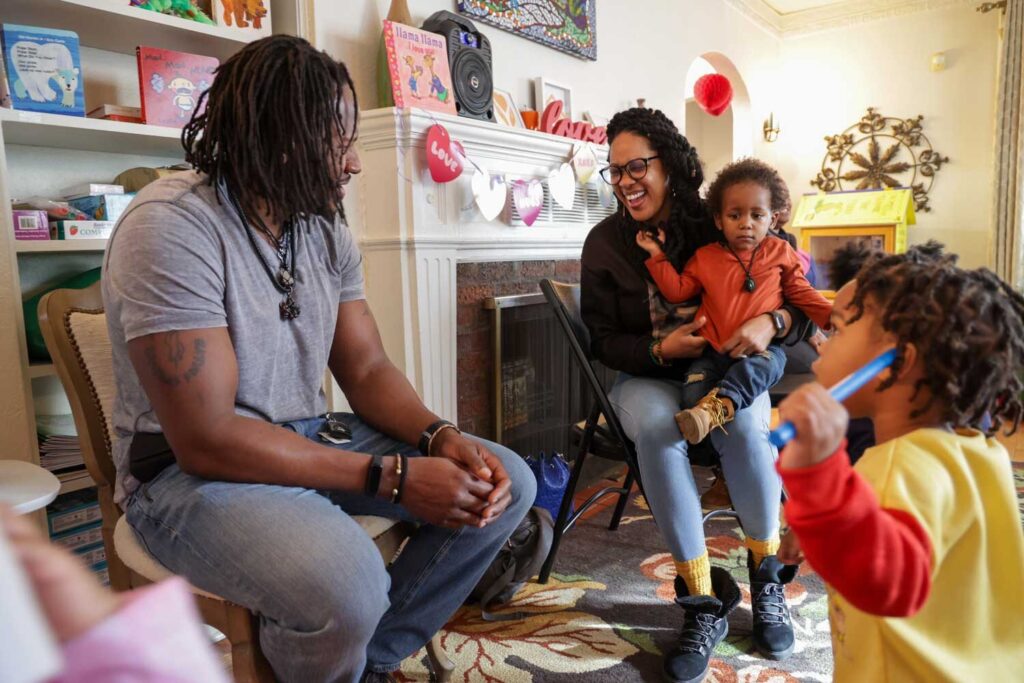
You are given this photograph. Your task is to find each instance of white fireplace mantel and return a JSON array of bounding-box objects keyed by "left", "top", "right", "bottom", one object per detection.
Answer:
[{"left": 352, "top": 107, "right": 612, "bottom": 421}]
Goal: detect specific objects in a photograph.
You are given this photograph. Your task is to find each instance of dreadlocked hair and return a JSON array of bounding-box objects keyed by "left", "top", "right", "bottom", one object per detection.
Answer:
[
  {"left": 606, "top": 108, "right": 717, "bottom": 272},
  {"left": 705, "top": 157, "right": 789, "bottom": 221},
  {"left": 849, "top": 243, "right": 1024, "bottom": 436},
  {"left": 183, "top": 35, "right": 357, "bottom": 225}
]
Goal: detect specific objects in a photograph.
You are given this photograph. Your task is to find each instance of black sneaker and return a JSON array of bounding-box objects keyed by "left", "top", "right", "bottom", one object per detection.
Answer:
[
  {"left": 747, "top": 552, "right": 798, "bottom": 660},
  {"left": 664, "top": 567, "right": 741, "bottom": 683}
]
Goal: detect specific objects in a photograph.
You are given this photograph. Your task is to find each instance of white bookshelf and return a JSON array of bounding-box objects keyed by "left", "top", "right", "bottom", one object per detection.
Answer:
[
  {"left": 15, "top": 239, "right": 109, "bottom": 254},
  {"left": 0, "top": 1, "right": 310, "bottom": 502},
  {"left": 2, "top": 0, "right": 254, "bottom": 62},
  {"left": 0, "top": 109, "right": 183, "bottom": 156}
]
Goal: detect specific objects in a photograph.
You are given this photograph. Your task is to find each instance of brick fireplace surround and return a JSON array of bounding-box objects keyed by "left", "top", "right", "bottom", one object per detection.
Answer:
[{"left": 456, "top": 259, "right": 581, "bottom": 440}]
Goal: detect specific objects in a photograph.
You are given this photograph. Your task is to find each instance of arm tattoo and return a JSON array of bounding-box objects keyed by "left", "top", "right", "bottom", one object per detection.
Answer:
[{"left": 143, "top": 332, "right": 208, "bottom": 387}]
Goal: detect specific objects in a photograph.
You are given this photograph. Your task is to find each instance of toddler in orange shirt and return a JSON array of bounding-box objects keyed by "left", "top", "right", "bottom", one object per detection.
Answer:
[{"left": 637, "top": 158, "right": 831, "bottom": 442}]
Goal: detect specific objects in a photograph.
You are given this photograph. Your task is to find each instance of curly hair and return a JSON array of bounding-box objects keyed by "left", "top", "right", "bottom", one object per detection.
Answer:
[
  {"left": 183, "top": 35, "right": 358, "bottom": 226},
  {"left": 829, "top": 241, "right": 882, "bottom": 290},
  {"left": 705, "top": 157, "right": 789, "bottom": 220},
  {"left": 849, "top": 245, "right": 1024, "bottom": 435},
  {"left": 831, "top": 238, "right": 948, "bottom": 290},
  {"left": 606, "top": 108, "right": 718, "bottom": 271}
]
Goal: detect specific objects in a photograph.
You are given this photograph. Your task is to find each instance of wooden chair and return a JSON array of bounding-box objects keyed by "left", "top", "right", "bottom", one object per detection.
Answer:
[
  {"left": 39, "top": 282, "right": 453, "bottom": 683},
  {"left": 537, "top": 279, "right": 740, "bottom": 583}
]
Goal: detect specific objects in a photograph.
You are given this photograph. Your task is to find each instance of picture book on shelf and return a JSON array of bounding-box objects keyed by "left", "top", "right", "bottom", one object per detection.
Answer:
[
  {"left": 136, "top": 46, "right": 218, "bottom": 128},
  {"left": 212, "top": 0, "right": 272, "bottom": 38},
  {"left": 0, "top": 24, "right": 85, "bottom": 117},
  {"left": 383, "top": 20, "right": 457, "bottom": 116}
]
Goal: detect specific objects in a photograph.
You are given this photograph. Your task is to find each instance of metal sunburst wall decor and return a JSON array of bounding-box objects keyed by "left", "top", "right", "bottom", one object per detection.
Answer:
[{"left": 811, "top": 107, "right": 949, "bottom": 212}]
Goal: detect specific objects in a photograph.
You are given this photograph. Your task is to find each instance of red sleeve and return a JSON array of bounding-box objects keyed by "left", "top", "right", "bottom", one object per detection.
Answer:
[
  {"left": 779, "top": 443, "right": 933, "bottom": 617},
  {"left": 778, "top": 246, "right": 833, "bottom": 330},
  {"left": 645, "top": 252, "right": 702, "bottom": 304}
]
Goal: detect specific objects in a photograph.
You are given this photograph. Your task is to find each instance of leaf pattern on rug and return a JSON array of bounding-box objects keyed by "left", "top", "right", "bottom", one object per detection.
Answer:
[{"left": 397, "top": 575, "right": 638, "bottom": 681}]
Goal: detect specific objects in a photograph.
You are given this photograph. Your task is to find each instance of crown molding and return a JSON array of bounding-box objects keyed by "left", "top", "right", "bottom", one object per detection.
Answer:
[{"left": 724, "top": 0, "right": 974, "bottom": 36}]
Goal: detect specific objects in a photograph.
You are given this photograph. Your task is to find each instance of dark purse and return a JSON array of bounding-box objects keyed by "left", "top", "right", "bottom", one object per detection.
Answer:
[{"left": 128, "top": 432, "right": 176, "bottom": 483}]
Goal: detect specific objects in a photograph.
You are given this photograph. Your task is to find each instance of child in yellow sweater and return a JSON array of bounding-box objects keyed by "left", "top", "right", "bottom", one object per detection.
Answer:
[{"left": 777, "top": 246, "right": 1024, "bottom": 681}]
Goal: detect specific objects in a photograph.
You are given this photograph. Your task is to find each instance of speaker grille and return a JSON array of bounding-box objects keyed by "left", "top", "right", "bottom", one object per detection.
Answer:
[{"left": 451, "top": 49, "right": 493, "bottom": 118}]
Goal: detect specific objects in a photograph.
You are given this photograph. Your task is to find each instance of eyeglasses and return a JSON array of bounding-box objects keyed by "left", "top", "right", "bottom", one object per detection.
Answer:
[{"left": 599, "top": 156, "right": 660, "bottom": 185}]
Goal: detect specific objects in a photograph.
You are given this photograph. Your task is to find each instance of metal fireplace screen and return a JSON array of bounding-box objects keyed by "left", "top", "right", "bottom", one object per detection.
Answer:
[{"left": 484, "top": 292, "right": 616, "bottom": 459}]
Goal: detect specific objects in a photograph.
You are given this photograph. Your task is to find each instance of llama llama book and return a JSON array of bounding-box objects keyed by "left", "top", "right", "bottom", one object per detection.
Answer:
[
  {"left": 382, "top": 20, "right": 457, "bottom": 115},
  {"left": 0, "top": 24, "right": 85, "bottom": 117},
  {"left": 136, "top": 46, "right": 218, "bottom": 128}
]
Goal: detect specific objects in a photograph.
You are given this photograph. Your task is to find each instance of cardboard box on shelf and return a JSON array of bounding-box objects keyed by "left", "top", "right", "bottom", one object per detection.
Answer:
[
  {"left": 68, "top": 193, "right": 134, "bottom": 222},
  {"left": 51, "top": 220, "right": 114, "bottom": 240},
  {"left": 12, "top": 209, "right": 49, "bottom": 240},
  {"left": 60, "top": 183, "right": 124, "bottom": 199}
]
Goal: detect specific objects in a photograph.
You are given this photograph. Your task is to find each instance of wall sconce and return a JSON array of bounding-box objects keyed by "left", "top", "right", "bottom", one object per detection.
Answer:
[
  {"left": 763, "top": 113, "right": 780, "bottom": 143},
  {"left": 930, "top": 52, "right": 947, "bottom": 72}
]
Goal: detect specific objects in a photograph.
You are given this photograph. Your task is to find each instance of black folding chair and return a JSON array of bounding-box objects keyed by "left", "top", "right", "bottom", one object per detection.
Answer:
[{"left": 538, "top": 279, "right": 742, "bottom": 584}]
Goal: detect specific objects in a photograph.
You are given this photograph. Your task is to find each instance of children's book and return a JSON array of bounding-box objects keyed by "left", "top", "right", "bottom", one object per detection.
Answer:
[
  {"left": 383, "top": 20, "right": 457, "bottom": 115},
  {"left": 0, "top": 24, "right": 85, "bottom": 117},
  {"left": 212, "top": 0, "right": 272, "bottom": 38},
  {"left": 136, "top": 46, "right": 218, "bottom": 128}
]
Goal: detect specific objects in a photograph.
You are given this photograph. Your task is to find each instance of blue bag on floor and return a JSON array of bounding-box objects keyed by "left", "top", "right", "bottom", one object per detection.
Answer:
[{"left": 525, "top": 451, "right": 573, "bottom": 521}]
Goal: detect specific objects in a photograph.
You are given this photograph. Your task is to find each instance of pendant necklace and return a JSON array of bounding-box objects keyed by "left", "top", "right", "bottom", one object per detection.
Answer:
[
  {"left": 725, "top": 241, "right": 762, "bottom": 293},
  {"left": 225, "top": 186, "right": 301, "bottom": 320}
]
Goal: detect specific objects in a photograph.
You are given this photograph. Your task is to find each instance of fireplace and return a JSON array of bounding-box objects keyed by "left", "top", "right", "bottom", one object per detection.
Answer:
[{"left": 354, "top": 108, "right": 611, "bottom": 425}]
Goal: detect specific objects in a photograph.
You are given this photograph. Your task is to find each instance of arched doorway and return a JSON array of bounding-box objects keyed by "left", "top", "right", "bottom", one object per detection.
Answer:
[{"left": 683, "top": 53, "right": 753, "bottom": 187}]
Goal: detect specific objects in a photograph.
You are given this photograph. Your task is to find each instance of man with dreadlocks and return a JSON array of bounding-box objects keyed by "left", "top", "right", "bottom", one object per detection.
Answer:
[
  {"left": 102, "top": 36, "right": 534, "bottom": 683},
  {"left": 777, "top": 245, "right": 1024, "bottom": 681}
]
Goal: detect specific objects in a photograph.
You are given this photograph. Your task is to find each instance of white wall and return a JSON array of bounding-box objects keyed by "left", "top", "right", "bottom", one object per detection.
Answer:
[
  {"left": 686, "top": 99, "right": 734, "bottom": 192},
  {"left": 314, "top": 0, "right": 784, "bottom": 240},
  {"left": 314, "top": 1, "right": 1000, "bottom": 268},
  {"left": 770, "top": 4, "right": 1000, "bottom": 268},
  {"left": 316, "top": 0, "right": 781, "bottom": 126}
]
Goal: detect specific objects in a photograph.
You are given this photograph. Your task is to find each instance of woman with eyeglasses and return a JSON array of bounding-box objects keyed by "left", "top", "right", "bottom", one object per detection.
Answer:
[{"left": 581, "top": 108, "right": 808, "bottom": 683}]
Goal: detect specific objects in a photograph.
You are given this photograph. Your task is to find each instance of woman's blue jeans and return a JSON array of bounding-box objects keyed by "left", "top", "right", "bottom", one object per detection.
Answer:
[{"left": 609, "top": 373, "right": 781, "bottom": 561}]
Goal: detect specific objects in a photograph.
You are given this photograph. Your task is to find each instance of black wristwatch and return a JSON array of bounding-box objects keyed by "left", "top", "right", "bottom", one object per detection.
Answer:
[
  {"left": 769, "top": 310, "right": 786, "bottom": 338},
  {"left": 364, "top": 453, "right": 385, "bottom": 497}
]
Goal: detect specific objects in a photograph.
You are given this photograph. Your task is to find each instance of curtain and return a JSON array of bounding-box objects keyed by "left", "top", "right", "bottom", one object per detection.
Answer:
[{"left": 993, "top": 0, "right": 1024, "bottom": 288}]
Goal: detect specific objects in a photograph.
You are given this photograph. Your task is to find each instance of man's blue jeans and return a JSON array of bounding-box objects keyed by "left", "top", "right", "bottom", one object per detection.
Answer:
[
  {"left": 681, "top": 344, "right": 788, "bottom": 412},
  {"left": 124, "top": 413, "right": 535, "bottom": 683}
]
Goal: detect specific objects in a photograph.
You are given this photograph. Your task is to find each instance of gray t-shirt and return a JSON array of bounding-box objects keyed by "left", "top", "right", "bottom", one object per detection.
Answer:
[{"left": 102, "top": 171, "right": 365, "bottom": 503}]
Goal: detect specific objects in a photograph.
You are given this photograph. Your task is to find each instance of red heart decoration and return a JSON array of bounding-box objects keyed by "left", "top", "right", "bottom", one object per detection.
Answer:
[
  {"left": 693, "top": 73, "right": 733, "bottom": 117},
  {"left": 426, "top": 124, "right": 464, "bottom": 183}
]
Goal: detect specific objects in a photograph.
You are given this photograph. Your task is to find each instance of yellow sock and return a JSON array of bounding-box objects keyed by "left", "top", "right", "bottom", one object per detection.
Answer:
[
  {"left": 675, "top": 552, "right": 712, "bottom": 597},
  {"left": 746, "top": 535, "right": 780, "bottom": 567}
]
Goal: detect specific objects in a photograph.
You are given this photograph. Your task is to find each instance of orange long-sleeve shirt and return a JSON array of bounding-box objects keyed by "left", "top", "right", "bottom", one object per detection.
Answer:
[{"left": 645, "top": 238, "right": 832, "bottom": 352}]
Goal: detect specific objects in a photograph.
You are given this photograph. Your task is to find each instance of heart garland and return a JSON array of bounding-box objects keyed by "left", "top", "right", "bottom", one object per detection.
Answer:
[
  {"left": 548, "top": 163, "right": 576, "bottom": 210},
  {"left": 512, "top": 179, "right": 544, "bottom": 226},
  {"left": 426, "top": 124, "right": 465, "bottom": 183},
  {"left": 425, "top": 122, "right": 606, "bottom": 226},
  {"left": 471, "top": 168, "right": 508, "bottom": 221}
]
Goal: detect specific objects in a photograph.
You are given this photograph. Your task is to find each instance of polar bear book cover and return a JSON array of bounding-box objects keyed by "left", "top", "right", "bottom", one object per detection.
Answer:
[
  {"left": 1, "top": 24, "right": 85, "bottom": 117},
  {"left": 135, "top": 46, "right": 218, "bottom": 128}
]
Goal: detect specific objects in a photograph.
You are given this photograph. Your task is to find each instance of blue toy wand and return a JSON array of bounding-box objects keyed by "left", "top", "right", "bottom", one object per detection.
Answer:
[{"left": 770, "top": 348, "right": 898, "bottom": 448}]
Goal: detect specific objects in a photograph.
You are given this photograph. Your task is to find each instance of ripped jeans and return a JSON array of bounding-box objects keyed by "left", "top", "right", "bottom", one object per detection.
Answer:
[{"left": 681, "top": 344, "right": 788, "bottom": 412}]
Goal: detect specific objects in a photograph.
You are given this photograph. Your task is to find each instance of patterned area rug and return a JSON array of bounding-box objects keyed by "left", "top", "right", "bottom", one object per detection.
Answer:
[{"left": 396, "top": 463, "right": 1024, "bottom": 682}]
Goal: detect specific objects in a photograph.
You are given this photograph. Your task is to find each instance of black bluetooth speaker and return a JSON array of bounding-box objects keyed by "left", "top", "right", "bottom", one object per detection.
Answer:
[{"left": 421, "top": 11, "right": 494, "bottom": 122}]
